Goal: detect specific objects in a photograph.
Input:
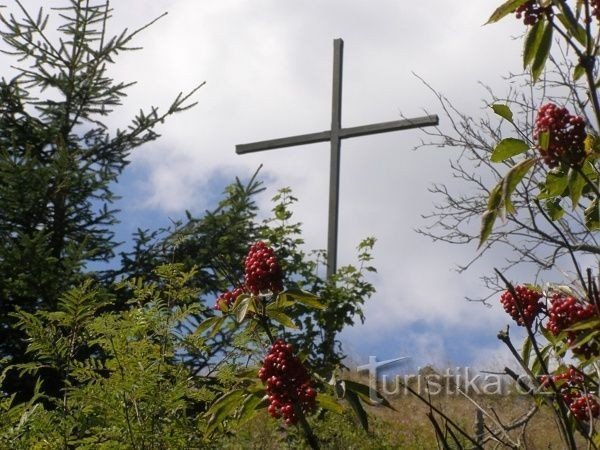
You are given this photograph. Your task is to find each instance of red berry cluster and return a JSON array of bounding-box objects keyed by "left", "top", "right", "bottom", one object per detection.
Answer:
[
  {"left": 534, "top": 103, "right": 586, "bottom": 168},
  {"left": 258, "top": 340, "right": 316, "bottom": 425},
  {"left": 542, "top": 367, "right": 600, "bottom": 422},
  {"left": 568, "top": 394, "right": 600, "bottom": 421},
  {"left": 244, "top": 241, "right": 283, "bottom": 295},
  {"left": 547, "top": 294, "right": 599, "bottom": 359},
  {"left": 499, "top": 285, "right": 543, "bottom": 327},
  {"left": 514, "top": 1, "right": 551, "bottom": 25},
  {"left": 215, "top": 286, "right": 245, "bottom": 311}
]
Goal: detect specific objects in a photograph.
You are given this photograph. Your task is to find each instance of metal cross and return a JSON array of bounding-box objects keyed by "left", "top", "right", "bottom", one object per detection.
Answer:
[{"left": 236, "top": 38, "right": 439, "bottom": 278}]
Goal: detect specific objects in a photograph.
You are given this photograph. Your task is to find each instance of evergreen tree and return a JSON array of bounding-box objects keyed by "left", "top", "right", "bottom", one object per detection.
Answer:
[{"left": 0, "top": 0, "right": 201, "bottom": 391}]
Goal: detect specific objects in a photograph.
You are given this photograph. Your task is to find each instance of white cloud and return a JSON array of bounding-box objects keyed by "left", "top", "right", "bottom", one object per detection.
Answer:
[{"left": 1, "top": 0, "right": 538, "bottom": 365}]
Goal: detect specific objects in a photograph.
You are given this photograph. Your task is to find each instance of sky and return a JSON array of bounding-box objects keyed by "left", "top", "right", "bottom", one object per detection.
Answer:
[{"left": 5, "top": 1, "right": 534, "bottom": 370}]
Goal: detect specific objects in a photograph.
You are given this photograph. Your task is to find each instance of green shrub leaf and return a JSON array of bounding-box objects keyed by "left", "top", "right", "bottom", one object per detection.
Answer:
[{"left": 490, "top": 138, "right": 529, "bottom": 162}]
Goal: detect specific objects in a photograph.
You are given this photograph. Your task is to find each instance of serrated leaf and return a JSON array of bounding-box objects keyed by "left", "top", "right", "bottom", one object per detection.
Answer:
[
  {"left": 538, "top": 169, "right": 569, "bottom": 199},
  {"left": 502, "top": 157, "right": 536, "bottom": 210},
  {"left": 478, "top": 210, "right": 497, "bottom": 249},
  {"left": 545, "top": 198, "right": 565, "bottom": 220},
  {"left": 565, "top": 317, "right": 600, "bottom": 332},
  {"left": 523, "top": 19, "right": 545, "bottom": 69},
  {"left": 573, "top": 63, "right": 585, "bottom": 81},
  {"left": 280, "top": 287, "right": 325, "bottom": 310},
  {"left": 568, "top": 168, "right": 585, "bottom": 210},
  {"left": 205, "top": 389, "right": 245, "bottom": 434},
  {"left": 491, "top": 104, "right": 514, "bottom": 123},
  {"left": 556, "top": 10, "right": 586, "bottom": 46},
  {"left": 316, "top": 393, "right": 345, "bottom": 414},
  {"left": 487, "top": 182, "right": 503, "bottom": 210},
  {"left": 486, "top": 0, "right": 530, "bottom": 24},
  {"left": 267, "top": 309, "right": 297, "bottom": 329},
  {"left": 195, "top": 316, "right": 222, "bottom": 336},
  {"left": 491, "top": 138, "right": 529, "bottom": 162},
  {"left": 531, "top": 344, "right": 552, "bottom": 376},
  {"left": 209, "top": 316, "right": 226, "bottom": 338},
  {"left": 234, "top": 296, "right": 252, "bottom": 323},
  {"left": 532, "top": 22, "right": 553, "bottom": 82},
  {"left": 237, "top": 393, "right": 267, "bottom": 426}
]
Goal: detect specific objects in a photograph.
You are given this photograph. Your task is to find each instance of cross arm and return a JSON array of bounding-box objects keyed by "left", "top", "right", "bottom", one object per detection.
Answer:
[
  {"left": 236, "top": 130, "right": 331, "bottom": 154},
  {"left": 339, "top": 114, "right": 439, "bottom": 139}
]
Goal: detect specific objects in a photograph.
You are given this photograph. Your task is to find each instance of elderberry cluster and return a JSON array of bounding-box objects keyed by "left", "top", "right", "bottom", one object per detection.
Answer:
[
  {"left": 258, "top": 340, "right": 317, "bottom": 425},
  {"left": 499, "top": 285, "right": 543, "bottom": 327},
  {"left": 244, "top": 241, "right": 283, "bottom": 295},
  {"left": 534, "top": 103, "right": 586, "bottom": 168},
  {"left": 214, "top": 241, "right": 283, "bottom": 310},
  {"left": 547, "top": 294, "right": 599, "bottom": 359},
  {"left": 542, "top": 367, "right": 600, "bottom": 422},
  {"left": 514, "top": 1, "right": 552, "bottom": 25},
  {"left": 214, "top": 286, "right": 245, "bottom": 311}
]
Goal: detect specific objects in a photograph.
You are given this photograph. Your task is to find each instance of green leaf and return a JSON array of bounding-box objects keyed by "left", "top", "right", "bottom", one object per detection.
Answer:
[
  {"left": 531, "top": 22, "right": 553, "bottom": 82},
  {"left": 316, "top": 393, "right": 345, "bottom": 415},
  {"left": 538, "top": 169, "right": 568, "bottom": 199},
  {"left": 205, "top": 389, "right": 245, "bottom": 434},
  {"left": 487, "top": 182, "right": 503, "bottom": 210},
  {"left": 234, "top": 296, "right": 252, "bottom": 323},
  {"left": 531, "top": 344, "right": 552, "bottom": 376},
  {"left": 545, "top": 198, "right": 565, "bottom": 220},
  {"left": 478, "top": 210, "right": 497, "bottom": 249},
  {"left": 565, "top": 317, "right": 600, "bottom": 332},
  {"left": 279, "top": 287, "right": 325, "bottom": 310},
  {"left": 490, "top": 138, "right": 529, "bottom": 162},
  {"left": 491, "top": 104, "right": 514, "bottom": 123},
  {"left": 585, "top": 198, "right": 600, "bottom": 230},
  {"left": 501, "top": 157, "right": 536, "bottom": 211},
  {"left": 556, "top": 8, "right": 586, "bottom": 46},
  {"left": 486, "top": 0, "right": 530, "bottom": 24},
  {"left": 344, "top": 379, "right": 396, "bottom": 410},
  {"left": 345, "top": 390, "right": 369, "bottom": 432},
  {"left": 195, "top": 316, "right": 223, "bottom": 336},
  {"left": 266, "top": 309, "right": 298, "bottom": 329},
  {"left": 523, "top": 19, "right": 545, "bottom": 69},
  {"left": 568, "top": 168, "right": 585, "bottom": 210},
  {"left": 522, "top": 335, "right": 533, "bottom": 368},
  {"left": 573, "top": 63, "right": 585, "bottom": 81},
  {"left": 237, "top": 392, "right": 267, "bottom": 426}
]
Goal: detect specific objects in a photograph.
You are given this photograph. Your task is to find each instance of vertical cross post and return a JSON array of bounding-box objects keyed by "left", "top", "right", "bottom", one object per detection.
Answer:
[{"left": 328, "top": 39, "right": 343, "bottom": 278}]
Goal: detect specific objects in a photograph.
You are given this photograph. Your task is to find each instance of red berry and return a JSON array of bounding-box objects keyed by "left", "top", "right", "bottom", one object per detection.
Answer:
[
  {"left": 547, "top": 294, "right": 598, "bottom": 358},
  {"left": 243, "top": 242, "right": 284, "bottom": 295},
  {"left": 499, "top": 285, "right": 543, "bottom": 327},
  {"left": 259, "top": 339, "right": 316, "bottom": 425},
  {"left": 534, "top": 103, "right": 586, "bottom": 168},
  {"left": 214, "top": 286, "right": 246, "bottom": 310},
  {"left": 514, "top": 1, "right": 552, "bottom": 26}
]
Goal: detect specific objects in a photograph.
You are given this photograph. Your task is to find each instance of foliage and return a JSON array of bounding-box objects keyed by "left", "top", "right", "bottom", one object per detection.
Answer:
[
  {"left": 0, "top": 0, "right": 201, "bottom": 397},
  {"left": 0, "top": 2, "right": 381, "bottom": 448},
  {"left": 411, "top": 1, "right": 600, "bottom": 448},
  {"left": 0, "top": 264, "right": 206, "bottom": 449}
]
